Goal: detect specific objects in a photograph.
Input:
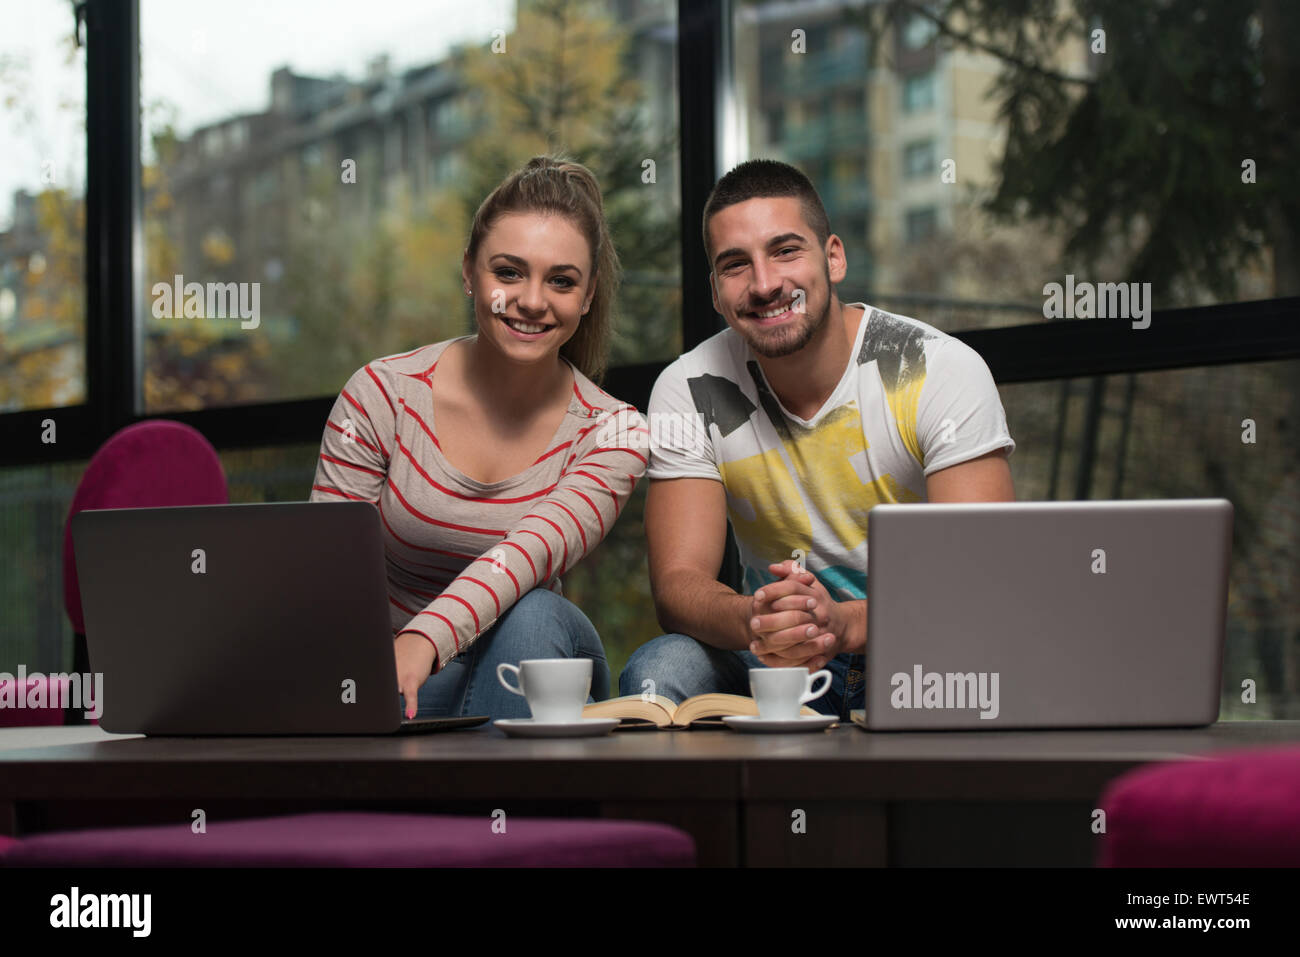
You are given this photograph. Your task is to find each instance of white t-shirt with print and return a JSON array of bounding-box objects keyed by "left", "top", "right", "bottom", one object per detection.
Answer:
[{"left": 646, "top": 304, "right": 1016, "bottom": 601}]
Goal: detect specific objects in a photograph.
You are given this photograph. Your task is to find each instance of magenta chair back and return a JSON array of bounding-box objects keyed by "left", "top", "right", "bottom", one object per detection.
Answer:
[
  {"left": 51, "top": 420, "right": 228, "bottom": 725},
  {"left": 64, "top": 420, "right": 229, "bottom": 633}
]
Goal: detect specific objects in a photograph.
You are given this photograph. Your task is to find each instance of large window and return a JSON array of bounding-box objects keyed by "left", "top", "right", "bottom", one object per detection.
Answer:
[
  {"left": 140, "top": 0, "right": 681, "bottom": 413},
  {"left": 732, "top": 0, "right": 1294, "bottom": 327},
  {"left": 0, "top": 0, "right": 86, "bottom": 412}
]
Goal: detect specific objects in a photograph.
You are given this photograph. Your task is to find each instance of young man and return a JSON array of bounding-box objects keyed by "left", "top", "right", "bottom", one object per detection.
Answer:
[{"left": 619, "top": 159, "right": 1017, "bottom": 719}]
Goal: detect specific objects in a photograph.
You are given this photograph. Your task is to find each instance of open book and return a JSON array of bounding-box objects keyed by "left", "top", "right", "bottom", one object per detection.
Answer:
[{"left": 582, "top": 693, "right": 822, "bottom": 730}]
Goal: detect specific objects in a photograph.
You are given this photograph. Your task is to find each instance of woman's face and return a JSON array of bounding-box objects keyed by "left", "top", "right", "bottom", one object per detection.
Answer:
[{"left": 462, "top": 211, "right": 594, "bottom": 369}]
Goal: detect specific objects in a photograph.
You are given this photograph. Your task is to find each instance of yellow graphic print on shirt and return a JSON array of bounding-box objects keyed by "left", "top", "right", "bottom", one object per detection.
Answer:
[
  {"left": 777, "top": 402, "right": 920, "bottom": 554},
  {"left": 718, "top": 446, "right": 811, "bottom": 565},
  {"left": 719, "top": 400, "right": 921, "bottom": 582}
]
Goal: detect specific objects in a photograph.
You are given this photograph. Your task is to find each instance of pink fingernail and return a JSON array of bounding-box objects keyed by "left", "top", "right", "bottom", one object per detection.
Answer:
[{"left": 406, "top": 708, "right": 416, "bottom": 720}]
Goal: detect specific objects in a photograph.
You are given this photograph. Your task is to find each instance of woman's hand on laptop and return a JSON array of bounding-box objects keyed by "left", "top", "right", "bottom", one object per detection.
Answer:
[{"left": 394, "top": 632, "right": 438, "bottom": 719}]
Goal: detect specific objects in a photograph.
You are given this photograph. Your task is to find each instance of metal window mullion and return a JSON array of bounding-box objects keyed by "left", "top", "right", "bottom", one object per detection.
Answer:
[{"left": 85, "top": 0, "right": 142, "bottom": 445}]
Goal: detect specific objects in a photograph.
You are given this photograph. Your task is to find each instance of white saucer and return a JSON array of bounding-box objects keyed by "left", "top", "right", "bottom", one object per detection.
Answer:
[
  {"left": 494, "top": 717, "right": 620, "bottom": 738},
  {"left": 721, "top": 714, "right": 838, "bottom": 733}
]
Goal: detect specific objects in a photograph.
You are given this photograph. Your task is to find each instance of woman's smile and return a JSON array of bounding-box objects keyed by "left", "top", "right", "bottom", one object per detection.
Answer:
[{"left": 500, "top": 314, "right": 555, "bottom": 338}]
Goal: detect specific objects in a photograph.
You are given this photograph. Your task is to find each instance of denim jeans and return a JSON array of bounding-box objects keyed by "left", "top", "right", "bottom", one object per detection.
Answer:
[
  {"left": 406, "top": 588, "right": 611, "bottom": 720},
  {"left": 618, "top": 632, "right": 865, "bottom": 721}
]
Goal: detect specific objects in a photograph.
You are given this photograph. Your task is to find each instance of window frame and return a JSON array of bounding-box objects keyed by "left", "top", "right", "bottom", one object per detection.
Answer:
[{"left": 2, "top": 0, "right": 1298, "bottom": 472}]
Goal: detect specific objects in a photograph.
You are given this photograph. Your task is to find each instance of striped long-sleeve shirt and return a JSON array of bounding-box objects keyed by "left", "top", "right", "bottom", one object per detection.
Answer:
[{"left": 309, "top": 335, "right": 649, "bottom": 671}]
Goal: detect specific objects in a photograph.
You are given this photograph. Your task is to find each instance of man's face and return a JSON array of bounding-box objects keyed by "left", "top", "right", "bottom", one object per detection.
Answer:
[{"left": 707, "top": 196, "right": 845, "bottom": 359}]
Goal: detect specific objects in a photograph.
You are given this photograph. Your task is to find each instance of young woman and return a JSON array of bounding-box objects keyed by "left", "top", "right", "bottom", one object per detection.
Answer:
[{"left": 310, "top": 156, "right": 649, "bottom": 720}]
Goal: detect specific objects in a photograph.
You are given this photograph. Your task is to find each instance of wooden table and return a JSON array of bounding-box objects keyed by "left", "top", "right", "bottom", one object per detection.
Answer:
[{"left": 2, "top": 721, "right": 1297, "bottom": 866}]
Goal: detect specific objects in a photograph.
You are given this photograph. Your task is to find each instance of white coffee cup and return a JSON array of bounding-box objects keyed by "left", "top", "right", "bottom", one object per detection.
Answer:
[
  {"left": 749, "top": 667, "right": 832, "bottom": 720},
  {"left": 496, "top": 658, "right": 592, "bottom": 723}
]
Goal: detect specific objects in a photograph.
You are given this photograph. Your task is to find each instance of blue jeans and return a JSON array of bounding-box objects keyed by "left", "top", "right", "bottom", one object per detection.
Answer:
[
  {"left": 407, "top": 589, "right": 611, "bottom": 720},
  {"left": 618, "top": 633, "right": 865, "bottom": 721}
]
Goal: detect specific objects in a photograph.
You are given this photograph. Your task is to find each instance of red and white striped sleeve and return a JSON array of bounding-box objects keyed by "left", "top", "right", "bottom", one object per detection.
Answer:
[
  {"left": 309, "top": 362, "right": 397, "bottom": 505},
  {"left": 395, "top": 403, "right": 650, "bottom": 671}
]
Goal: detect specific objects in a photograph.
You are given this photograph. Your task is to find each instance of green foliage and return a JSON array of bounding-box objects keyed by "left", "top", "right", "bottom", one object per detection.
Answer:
[
  {"left": 857, "top": 0, "right": 1299, "bottom": 299},
  {"left": 458, "top": 0, "right": 681, "bottom": 368}
]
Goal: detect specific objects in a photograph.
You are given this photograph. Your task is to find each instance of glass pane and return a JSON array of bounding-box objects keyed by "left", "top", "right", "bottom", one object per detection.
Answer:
[
  {"left": 140, "top": 0, "right": 680, "bottom": 413},
  {"left": 732, "top": 0, "right": 1294, "bottom": 332},
  {"left": 0, "top": 0, "right": 87, "bottom": 411},
  {"left": 0, "top": 460, "right": 87, "bottom": 674},
  {"left": 220, "top": 443, "right": 321, "bottom": 504},
  {"left": 1000, "top": 359, "right": 1300, "bottom": 719}
]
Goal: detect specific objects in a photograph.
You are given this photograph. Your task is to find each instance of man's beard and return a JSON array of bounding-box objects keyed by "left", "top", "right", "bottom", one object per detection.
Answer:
[{"left": 740, "top": 293, "right": 830, "bottom": 359}]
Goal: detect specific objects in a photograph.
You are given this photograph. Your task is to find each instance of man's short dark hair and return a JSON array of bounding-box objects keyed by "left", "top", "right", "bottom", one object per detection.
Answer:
[{"left": 702, "top": 159, "right": 831, "bottom": 264}]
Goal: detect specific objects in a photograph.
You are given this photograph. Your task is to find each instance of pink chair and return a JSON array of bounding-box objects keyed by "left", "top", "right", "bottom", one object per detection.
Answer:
[
  {"left": 1097, "top": 744, "right": 1300, "bottom": 866},
  {"left": 4, "top": 421, "right": 223, "bottom": 730},
  {"left": 0, "top": 812, "right": 696, "bottom": 867},
  {"left": 61, "top": 419, "right": 229, "bottom": 718}
]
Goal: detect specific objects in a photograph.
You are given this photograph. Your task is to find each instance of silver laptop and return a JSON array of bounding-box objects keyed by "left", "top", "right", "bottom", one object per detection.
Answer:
[
  {"left": 71, "top": 501, "right": 488, "bottom": 735},
  {"left": 860, "top": 499, "right": 1232, "bottom": 730}
]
